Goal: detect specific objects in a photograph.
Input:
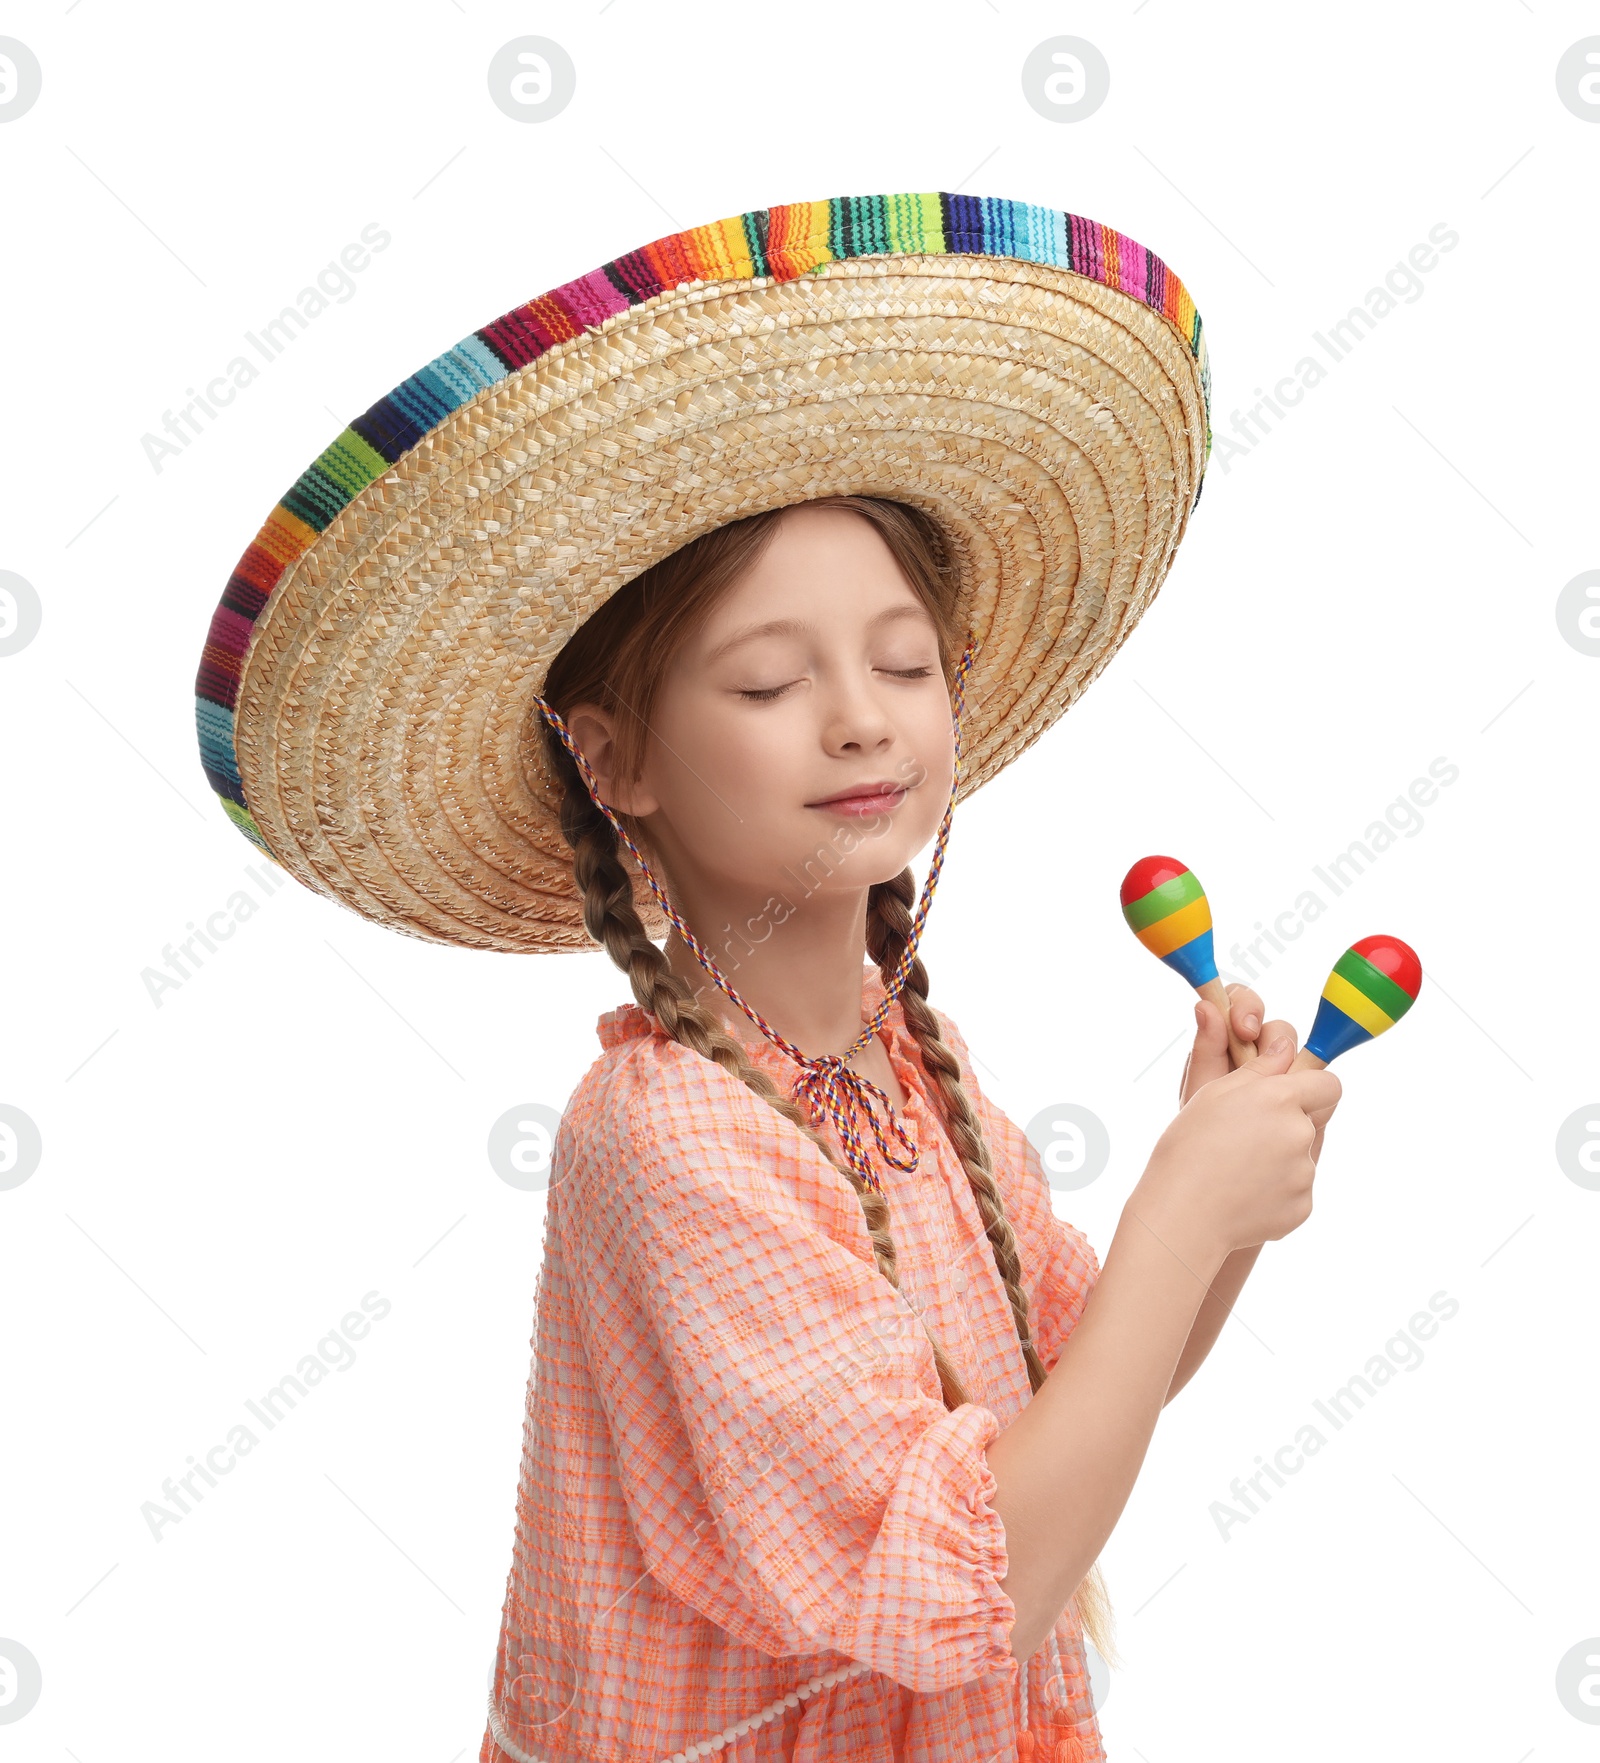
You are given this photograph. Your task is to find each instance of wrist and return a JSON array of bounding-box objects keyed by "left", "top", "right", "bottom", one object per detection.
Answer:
[{"left": 1123, "top": 1173, "right": 1232, "bottom": 1282}]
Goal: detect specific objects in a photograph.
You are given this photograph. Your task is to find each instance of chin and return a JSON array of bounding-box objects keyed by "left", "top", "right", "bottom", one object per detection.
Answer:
[{"left": 822, "top": 820, "right": 933, "bottom": 888}]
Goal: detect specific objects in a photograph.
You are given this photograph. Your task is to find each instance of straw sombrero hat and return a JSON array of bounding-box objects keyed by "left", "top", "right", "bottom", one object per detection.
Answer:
[{"left": 192, "top": 191, "right": 1212, "bottom": 954}]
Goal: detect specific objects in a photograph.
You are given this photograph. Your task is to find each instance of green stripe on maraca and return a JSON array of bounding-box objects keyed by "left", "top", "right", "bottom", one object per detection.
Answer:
[
  {"left": 1121, "top": 865, "right": 1205, "bottom": 932},
  {"left": 1331, "top": 946, "right": 1417, "bottom": 1025}
]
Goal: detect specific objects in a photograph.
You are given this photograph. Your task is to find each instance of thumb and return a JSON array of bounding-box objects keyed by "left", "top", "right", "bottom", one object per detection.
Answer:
[
  {"left": 1182, "top": 997, "right": 1232, "bottom": 1100},
  {"left": 1235, "top": 1029, "right": 1297, "bottom": 1078}
]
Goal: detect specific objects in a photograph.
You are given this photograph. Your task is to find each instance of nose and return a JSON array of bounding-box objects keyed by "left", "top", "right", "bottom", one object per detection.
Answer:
[{"left": 819, "top": 663, "right": 896, "bottom": 757}]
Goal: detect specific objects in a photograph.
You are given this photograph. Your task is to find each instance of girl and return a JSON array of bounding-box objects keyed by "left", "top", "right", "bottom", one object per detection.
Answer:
[
  {"left": 486, "top": 494, "right": 1336, "bottom": 1763},
  {"left": 191, "top": 193, "right": 1338, "bottom": 1761}
]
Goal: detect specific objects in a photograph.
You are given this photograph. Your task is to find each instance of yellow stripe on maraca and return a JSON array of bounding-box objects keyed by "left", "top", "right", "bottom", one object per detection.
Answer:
[
  {"left": 1321, "top": 969, "right": 1397, "bottom": 1038},
  {"left": 1135, "top": 893, "right": 1213, "bottom": 960}
]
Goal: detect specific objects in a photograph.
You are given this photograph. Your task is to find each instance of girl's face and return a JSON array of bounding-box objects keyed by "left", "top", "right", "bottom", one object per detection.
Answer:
[{"left": 593, "top": 504, "right": 957, "bottom": 904}]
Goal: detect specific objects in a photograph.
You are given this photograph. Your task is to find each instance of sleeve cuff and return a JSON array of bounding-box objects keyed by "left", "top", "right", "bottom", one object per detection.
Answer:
[{"left": 848, "top": 1400, "right": 1021, "bottom": 1694}]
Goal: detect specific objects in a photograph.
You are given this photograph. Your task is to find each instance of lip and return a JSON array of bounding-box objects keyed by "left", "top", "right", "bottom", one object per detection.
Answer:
[{"left": 806, "top": 780, "right": 909, "bottom": 815}]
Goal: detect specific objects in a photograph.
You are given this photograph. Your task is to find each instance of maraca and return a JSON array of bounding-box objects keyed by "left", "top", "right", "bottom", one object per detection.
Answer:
[
  {"left": 1121, "top": 856, "right": 1256, "bottom": 1066},
  {"left": 1290, "top": 935, "right": 1422, "bottom": 1069}
]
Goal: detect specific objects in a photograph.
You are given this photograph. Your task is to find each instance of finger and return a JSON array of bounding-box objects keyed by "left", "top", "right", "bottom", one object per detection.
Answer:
[
  {"left": 1283, "top": 1069, "right": 1343, "bottom": 1113},
  {"left": 1306, "top": 1092, "right": 1339, "bottom": 1159},
  {"left": 1306, "top": 1099, "right": 1339, "bottom": 1134},
  {"left": 1257, "top": 1017, "right": 1299, "bottom": 1057},
  {"left": 1224, "top": 983, "right": 1265, "bottom": 1046},
  {"left": 1182, "top": 999, "right": 1232, "bottom": 1101},
  {"left": 1232, "top": 1034, "right": 1298, "bottom": 1078}
]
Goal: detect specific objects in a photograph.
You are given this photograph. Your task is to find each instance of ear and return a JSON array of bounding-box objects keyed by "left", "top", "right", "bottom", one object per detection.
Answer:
[{"left": 563, "top": 702, "right": 661, "bottom": 817}]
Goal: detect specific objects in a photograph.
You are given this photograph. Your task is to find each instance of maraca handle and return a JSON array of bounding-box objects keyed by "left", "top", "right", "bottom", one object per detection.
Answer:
[
  {"left": 1196, "top": 976, "right": 1259, "bottom": 1066},
  {"left": 1289, "top": 1047, "right": 1326, "bottom": 1072}
]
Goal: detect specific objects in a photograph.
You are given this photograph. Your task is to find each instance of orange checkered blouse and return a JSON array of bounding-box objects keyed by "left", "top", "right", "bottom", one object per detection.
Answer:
[{"left": 480, "top": 966, "right": 1104, "bottom": 1763}]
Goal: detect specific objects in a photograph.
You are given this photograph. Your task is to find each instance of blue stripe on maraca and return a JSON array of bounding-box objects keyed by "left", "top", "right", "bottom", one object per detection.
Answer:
[
  {"left": 1304, "top": 995, "right": 1375, "bottom": 1063},
  {"left": 1161, "top": 928, "right": 1219, "bottom": 989}
]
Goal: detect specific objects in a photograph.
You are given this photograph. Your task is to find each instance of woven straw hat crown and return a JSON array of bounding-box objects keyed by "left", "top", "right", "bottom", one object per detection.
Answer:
[{"left": 193, "top": 191, "right": 1212, "bottom": 953}]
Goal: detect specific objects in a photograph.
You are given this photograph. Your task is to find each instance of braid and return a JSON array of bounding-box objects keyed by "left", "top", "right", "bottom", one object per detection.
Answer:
[
  {"left": 558, "top": 766, "right": 971, "bottom": 1412},
  {"left": 865, "top": 869, "right": 1043, "bottom": 1389},
  {"left": 866, "top": 866, "right": 1120, "bottom": 1668}
]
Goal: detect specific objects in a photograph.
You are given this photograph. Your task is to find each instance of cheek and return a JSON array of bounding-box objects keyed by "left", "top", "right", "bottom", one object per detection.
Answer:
[
  {"left": 922, "top": 712, "right": 959, "bottom": 822},
  {"left": 654, "top": 702, "right": 803, "bottom": 829},
  {"left": 915, "top": 699, "right": 958, "bottom": 791},
  {"left": 737, "top": 730, "right": 821, "bottom": 858}
]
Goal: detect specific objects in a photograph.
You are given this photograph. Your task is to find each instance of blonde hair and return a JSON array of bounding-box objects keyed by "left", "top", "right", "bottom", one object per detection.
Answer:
[{"left": 539, "top": 495, "right": 1117, "bottom": 1669}]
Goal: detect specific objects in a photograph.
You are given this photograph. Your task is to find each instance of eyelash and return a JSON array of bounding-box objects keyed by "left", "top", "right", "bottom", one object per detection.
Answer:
[{"left": 738, "top": 665, "right": 936, "bottom": 703}]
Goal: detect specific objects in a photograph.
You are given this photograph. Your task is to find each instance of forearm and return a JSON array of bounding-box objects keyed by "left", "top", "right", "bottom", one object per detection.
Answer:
[
  {"left": 1164, "top": 1242, "right": 1264, "bottom": 1404},
  {"left": 984, "top": 1193, "right": 1226, "bottom": 1664}
]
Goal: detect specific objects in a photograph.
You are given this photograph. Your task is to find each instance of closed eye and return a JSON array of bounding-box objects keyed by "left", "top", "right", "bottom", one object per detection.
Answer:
[{"left": 737, "top": 666, "right": 936, "bottom": 703}]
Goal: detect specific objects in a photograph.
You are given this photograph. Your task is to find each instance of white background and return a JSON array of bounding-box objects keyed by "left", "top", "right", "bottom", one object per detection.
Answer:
[{"left": 2, "top": 3, "right": 1596, "bottom": 1759}]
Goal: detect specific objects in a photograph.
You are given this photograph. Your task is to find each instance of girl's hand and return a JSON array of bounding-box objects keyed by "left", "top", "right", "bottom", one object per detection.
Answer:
[
  {"left": 1180, "top": 983, "right": 1290, "bottom": 1100},
  {"left": 1178, "top": 984, "right": 1336, "bottom": 1164},
  {"left": 1136, "top": 1038, "right": 1343, "bottom": 1262}
]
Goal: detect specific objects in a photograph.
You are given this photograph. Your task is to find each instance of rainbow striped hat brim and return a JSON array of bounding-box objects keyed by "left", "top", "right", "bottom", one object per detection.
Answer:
[{"left": 193, "top": 191, "right": 1212, "bottom": 953}]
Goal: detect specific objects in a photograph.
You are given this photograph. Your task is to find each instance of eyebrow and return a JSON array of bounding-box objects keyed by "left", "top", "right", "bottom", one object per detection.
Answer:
[{"left": 703, "top": 602, "right": 932, "bottom": 665}]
